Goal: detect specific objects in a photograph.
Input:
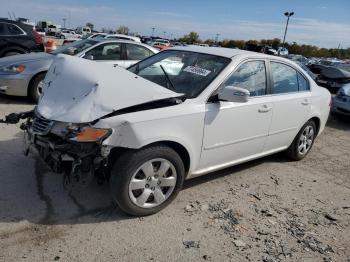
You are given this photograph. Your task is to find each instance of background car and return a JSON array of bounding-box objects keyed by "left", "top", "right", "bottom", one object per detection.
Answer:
[
  {"left": 56, "top": 29, "right": 82, "bottom": 39},
  {"left": 0, "top": 19, "right": 44, "bottom": 57},
  {"left": 98, "top": 34, "right": 141, "bottom": 43},
  {"left": 0, "top": 39, "right": 158, "bottom": 101},
  {"left": 332, "top": 83, "right": 350, "bottom": 115}
]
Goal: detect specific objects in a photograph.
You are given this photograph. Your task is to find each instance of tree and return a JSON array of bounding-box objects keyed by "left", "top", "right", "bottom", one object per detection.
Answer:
[
  {"left": 179, "top": 32, "right": 200, "bottom": 43},
  {"left": 116, "top": 26, "right": 130, "bottom": 35},
  {"left": 86, "top": 22, "right": 94, "bottom": 31}
]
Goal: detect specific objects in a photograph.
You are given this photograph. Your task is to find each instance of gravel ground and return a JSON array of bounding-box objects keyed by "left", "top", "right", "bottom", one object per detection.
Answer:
[{"left": 0, "top": 94, "right": 349, "bottom": 262}]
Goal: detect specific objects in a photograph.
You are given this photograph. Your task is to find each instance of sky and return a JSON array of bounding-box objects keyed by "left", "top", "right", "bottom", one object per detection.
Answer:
[{"left": 1, "top": 0, "right": 349, "bottom": 48}]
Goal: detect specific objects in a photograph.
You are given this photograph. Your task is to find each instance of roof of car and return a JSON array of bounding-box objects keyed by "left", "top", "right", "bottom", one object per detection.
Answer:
[
  {"left": 169, "top": 45, "right": 273, "bottom": 59},
  {"left": 92, "top": 38, "right": 159, "bottom": 53},
  {"left": 169, "top": 45, "right": 298, "bottom": 66}
]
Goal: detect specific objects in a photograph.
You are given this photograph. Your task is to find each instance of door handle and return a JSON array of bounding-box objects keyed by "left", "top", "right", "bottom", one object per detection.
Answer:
[
  {"left": 113, "top": 64, "right": 119, "bottom": 67},
  {"left": 258, "top": 104, "right": 272, "bottom": 113},
  {"left": 301, "top": 99, "right": 310, "bottom": 105}
]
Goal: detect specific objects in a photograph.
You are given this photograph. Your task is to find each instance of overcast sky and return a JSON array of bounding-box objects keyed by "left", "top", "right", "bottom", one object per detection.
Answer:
[{"left": 1, "top": 0, "right": 349, "bottom": 48}]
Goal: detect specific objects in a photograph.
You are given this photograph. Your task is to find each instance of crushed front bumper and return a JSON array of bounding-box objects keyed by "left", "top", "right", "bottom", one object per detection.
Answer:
[{"left": 23, "top": 114, "right": 110, "bottom": 187}]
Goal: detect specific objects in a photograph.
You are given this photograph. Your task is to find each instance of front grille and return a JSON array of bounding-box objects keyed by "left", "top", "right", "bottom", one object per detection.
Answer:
[{"left": 32, "top": 115, "right": 54, "bottom": 135}]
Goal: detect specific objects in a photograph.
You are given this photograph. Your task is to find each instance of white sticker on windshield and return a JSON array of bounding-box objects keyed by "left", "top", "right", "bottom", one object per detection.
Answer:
[{"left": 183, "top": 66, "right": 211, "bottom": 76}]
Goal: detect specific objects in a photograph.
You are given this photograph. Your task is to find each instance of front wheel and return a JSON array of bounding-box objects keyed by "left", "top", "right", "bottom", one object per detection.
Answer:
[
  {"left": 110, "top": 145, "right": 185, "bottom": 216},
  {"left": 286, "top": 120, "right": 316, "bottom": 160},
  {"left": 29, "top": 73, "right": 46, "bottom": 102}
]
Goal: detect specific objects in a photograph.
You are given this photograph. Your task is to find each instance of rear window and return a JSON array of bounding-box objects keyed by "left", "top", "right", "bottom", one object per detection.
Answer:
[{"left": 7, "top": 24, "right": 24, "bottom": 35}]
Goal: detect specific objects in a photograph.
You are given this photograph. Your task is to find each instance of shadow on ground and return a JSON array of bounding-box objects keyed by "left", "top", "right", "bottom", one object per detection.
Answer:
[{"left": 0, "top": 94, "right": 35, "bottom": 106}]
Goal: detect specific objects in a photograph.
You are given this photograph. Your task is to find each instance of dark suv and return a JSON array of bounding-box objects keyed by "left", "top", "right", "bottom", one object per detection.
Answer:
[{"left": 0, "top": 19, "right": 44, "bottom": 57}]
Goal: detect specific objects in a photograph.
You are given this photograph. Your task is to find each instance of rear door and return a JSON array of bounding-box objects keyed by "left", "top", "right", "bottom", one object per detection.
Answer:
[
  {"left": 124, "top": 43, "right": 154, "bottom": 68},
  {"left": 264, "top": 60, "right": 311, "bottom": 151}
]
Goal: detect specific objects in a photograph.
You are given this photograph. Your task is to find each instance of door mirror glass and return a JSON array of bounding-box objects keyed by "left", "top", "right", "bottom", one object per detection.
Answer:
[{"left": 218, "top": 86, "right": 250, "bottom": 103}]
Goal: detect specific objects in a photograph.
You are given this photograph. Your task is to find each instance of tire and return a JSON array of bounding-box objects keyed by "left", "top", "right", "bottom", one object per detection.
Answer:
[
  {"left": 110, "top": 145, "right": 185, "bottom": 216},
  {"left": 29, "top": 73, "right": 46, "bottom": 102},
  {"left": 286, "top": 120, "right": 316, "bottom": 160}
]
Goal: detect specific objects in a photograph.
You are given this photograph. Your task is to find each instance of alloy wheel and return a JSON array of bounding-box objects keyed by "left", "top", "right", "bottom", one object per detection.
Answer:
[
  {"left": 128, "top": 158, "right": 177, "bottom": 208},
  {"left": 298, "top": 125, "right": 314, "bottom": 155}
]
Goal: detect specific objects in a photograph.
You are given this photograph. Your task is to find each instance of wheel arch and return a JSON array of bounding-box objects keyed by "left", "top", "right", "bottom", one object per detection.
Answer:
[
  {"left": 109, "top": 140, "right": 191, "bottom": 176},
  {"left": 0, "top": 45, "right": 29, "bottom": 56},
  {"left": 27, "top": 71, "right": 47, "bottom": 96},
  {"left": 309, "top": 116, "right": 321, "bottom": 136}
]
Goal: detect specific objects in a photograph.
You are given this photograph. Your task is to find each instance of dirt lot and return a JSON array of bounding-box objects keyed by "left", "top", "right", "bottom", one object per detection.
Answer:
[{"left": 0, "top": 94, "right": 349, "bottom": 262}]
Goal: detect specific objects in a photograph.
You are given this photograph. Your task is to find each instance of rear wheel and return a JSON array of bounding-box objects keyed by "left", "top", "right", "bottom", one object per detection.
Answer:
[
  {"left": 110, "top": 145, "right": 185, "bottom": 216},
  {"left": 286, "top": 120, "right": 316, "bottom": 160},
  {"left": 29, "top": 73, "right": 46, "bottom": 102}
]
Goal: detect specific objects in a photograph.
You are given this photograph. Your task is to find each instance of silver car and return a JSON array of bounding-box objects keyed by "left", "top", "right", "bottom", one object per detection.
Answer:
[
  {"left": 332, "top": 83, "right": 350, "bottom": 115},
  {"left": 0, "top": 39, "right": 158, "bottom": 101}
]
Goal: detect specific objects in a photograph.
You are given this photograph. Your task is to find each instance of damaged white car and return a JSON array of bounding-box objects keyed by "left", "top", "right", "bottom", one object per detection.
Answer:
[{"left": 2, "top": 46, "right": 331, "bottom": 216}]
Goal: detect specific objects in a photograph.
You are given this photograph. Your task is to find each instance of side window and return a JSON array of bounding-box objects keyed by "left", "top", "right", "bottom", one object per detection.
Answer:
[
  {"left": 126, "top": 44, "right": 152, "bottom": 60},
  {"left": 84, "top": 43, "right": 121, "bottom": 60},
  {"left": 224, "top": 60, "right": 267, "bottom": 96},
  {"left": 271, "top": 62, "right": 298, "bottom": 94},
  {"left": 7, "top": 24, "right": 23, "bottom": 35},
  {"left": 0, "top": 23, "right": 5, "bottom": 35},
  {"left": 297, "top": 72, "right": 309, "bottom": 91}
]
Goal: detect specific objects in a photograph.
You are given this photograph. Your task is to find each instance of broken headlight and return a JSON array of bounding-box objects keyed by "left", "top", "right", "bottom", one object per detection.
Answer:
[{"left": 69, "top": 127, "right": 111, "bottom": 142}]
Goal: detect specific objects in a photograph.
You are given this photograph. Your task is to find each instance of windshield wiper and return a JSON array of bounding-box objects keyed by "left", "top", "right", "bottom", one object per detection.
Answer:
[{"left": 160, "top": 65, "right": 175, "bottom": 90}]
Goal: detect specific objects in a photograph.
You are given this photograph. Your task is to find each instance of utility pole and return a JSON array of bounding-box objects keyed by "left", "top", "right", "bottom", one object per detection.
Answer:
[{"left": 282, "top": 11, "right": 294, "bottom": 47}]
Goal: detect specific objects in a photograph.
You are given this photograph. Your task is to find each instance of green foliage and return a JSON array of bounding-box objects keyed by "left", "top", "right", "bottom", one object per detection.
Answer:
[
  {"left": 179, "top": 32, "right": 200, "bottom": 43},
  {"left": 178, "top": 32, "right": 350, "bottom": 59},
  {"left": 116, "top": 26, "right": 130, "bottom": 35}
]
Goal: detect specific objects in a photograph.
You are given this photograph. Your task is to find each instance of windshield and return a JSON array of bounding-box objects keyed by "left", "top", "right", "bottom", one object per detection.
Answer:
[
  {"left": 52, "top": 39, "right": 97, "bottom": 56},
  {"left": 128, "top": 50, "right": 230, "bottom": 98}
]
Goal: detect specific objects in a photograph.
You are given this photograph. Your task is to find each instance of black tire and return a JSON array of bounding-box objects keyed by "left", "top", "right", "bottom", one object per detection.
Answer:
[
  {"left": 110, "top": 145, "right": 185, "bottom": 216},
  {"left": 29, "top": 73, "right": 46, "bottom": 102},
  {"left": 286, "top": 120, "right": 317, "bottom": 160}
]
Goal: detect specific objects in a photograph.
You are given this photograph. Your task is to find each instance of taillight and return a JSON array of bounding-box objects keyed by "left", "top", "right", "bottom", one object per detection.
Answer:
[{"left": 34, "top": 30, "right": 43, "bottom": 44}]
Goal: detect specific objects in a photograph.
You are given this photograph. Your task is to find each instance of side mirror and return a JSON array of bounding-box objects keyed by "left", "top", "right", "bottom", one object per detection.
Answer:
[
  {"left": 83, "top": 54, "right": 94, "bottom": 60},
  {"left": 218, "top": 86, "right": 250, "bottom": 103}
]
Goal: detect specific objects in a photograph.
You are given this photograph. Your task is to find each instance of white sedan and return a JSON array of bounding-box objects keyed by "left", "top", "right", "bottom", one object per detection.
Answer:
[{"left": 10, "top": 46, "right": 331, "bottom": 216}]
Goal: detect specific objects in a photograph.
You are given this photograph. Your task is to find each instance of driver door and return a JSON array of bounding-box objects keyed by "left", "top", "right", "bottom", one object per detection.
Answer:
[{"left": 199, "top": 60, "right": 273, "bottom": 170}]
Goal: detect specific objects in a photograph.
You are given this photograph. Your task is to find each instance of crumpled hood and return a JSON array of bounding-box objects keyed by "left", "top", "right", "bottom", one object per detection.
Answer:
[
  {"left": 37, "top": 54, "right": 182, "bottom": 123},
  {"left": 0, "top": 52, "right": 53, "bottom": 66}
]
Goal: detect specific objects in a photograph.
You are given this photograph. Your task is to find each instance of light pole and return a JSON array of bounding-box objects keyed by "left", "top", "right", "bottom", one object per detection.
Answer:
[
  {"left": 151, "top": 27, "right": 155, "bottom": 37},
  {"left": 282, "top": 11, "right": 294, "bottom": 47},
  {"left": 62, "top": 18, "right": 66, "bottom": 28},
  {"left": 215, "top": 33, "right": 220, "bottom": 45},
  {"left": 163, "top": 31, "right": 166, "bottom": 39}
]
